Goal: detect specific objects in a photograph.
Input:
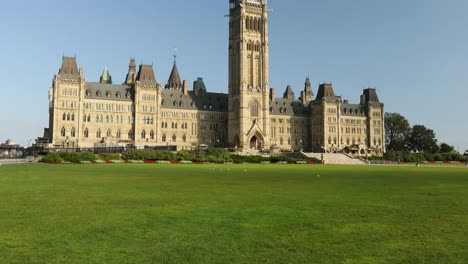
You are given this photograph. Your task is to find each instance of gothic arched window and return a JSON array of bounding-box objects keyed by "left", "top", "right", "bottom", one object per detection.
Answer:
[
  {"left": 84, "top": 128, "right": 89, "bottom": 138},
  {"left": 61, "top": 127, "right": 66, "bottom": 137},
  {"left": 71, "top": 127, "right": 76, "bottom": 138},
  {"left": 250, "top": 101, "right": 259, "bottom": 117}
]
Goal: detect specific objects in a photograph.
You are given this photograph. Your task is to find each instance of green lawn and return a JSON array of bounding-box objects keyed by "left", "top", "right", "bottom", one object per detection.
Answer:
[{"left": 0, "top": 163, "right": 467, "bottom": 264}]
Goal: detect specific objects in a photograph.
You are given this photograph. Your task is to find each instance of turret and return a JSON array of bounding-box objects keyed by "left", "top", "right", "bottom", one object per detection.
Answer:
[
  {"left": 283, "top": 85, "right": 294, "bottom": 99},
  {"left": 124, "top": 58, "right": 137, "bottom": 85},
  {"left": 136, "top": 64, "right": 157, "bottom": 86},
  {"left": 300, "top": 77, "right": 314, "bottom": 104},
  {"left": 165, "top": 63, "right": 182, "bottom": 90},
  {"left": 58, "top": 56, "right": 79, "bottom": 79},
  {"left": 99, "top": 67, "right": 112, "bottom": 84}
]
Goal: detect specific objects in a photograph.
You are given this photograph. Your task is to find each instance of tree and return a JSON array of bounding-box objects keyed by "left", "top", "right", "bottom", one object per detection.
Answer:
[
  {"left": 385, "top": 113, "right": 410, "bottom": 151},
  {"left": 439, "top": 143, "right": 454, "bottom": 153},
  {"left": 407, "top": 125, "right": 439, "bottom": 153}
]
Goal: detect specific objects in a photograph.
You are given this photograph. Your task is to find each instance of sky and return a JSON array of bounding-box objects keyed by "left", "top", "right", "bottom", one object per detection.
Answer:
[{"left": 0, "top": 0, "right": 467, "bottom": 152}]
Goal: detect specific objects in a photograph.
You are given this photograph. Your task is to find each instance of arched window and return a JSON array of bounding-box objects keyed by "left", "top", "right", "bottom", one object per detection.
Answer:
[
  {"left": 96, "top": 115, "right": 99, "bottom": 123},
  {"left": 71, "top": 128, "right": 76, "bottom": 138},
  {"left": 183, "top": 134, "right": 187, "bottom": 142},
  {"left": 67, "top": 113, "right": 71, "bottom": 121},
  {"left": 71, "top": 113, "right": 75, "bottom": 121},
  {"left": 116, "top": 130, "right": 121, "bottom": 139},
  {"left": 107, "top": 129, "right": 112, "bottom": 138},
  {"left": 84, "top": 128, "right": 89, "bottom": 138},
  {"left": 106, "top": 115, "right": 109, "bottom": 123},
  {"left": 96, "top": 129, "right": 101, "bottom": 139},
  {"left": 150, "top": 130, "right": 155, "bottom": 140},
  {"left": 128, "top": 130, "right": 133, "bottom": 140},
  {"left": 246, "top": 17, "right": 250, "bottom": 30},
  {"left": 141, "top": 130, "right": 146, "bottom": 139},
  {"left": 100, "top": 115, "right": 103, "bottom": 123},
  {"left": 161, "top": 122, "right": 165, "bottom": 128},
  {"left": 83, "top": 115, "right": 87, "bottom": 122},
  {"left": 250, "top": 101, "right": 259, "bottom": 117},
  {"left": 61, "top": 127, "right": 66, "bottom": 137},
  {"left": 110, "top": 116, "right": 113, "bottom": 123},
  {"left": 62, "top": 113, "right": 66, "bottom": 121},
  {"left": 162, "top": 134, "right": 166, "bottom": 142},
  {"left": 165, "top": 122, "right": 168, "bottom": 128},
  {"left": 280, "top": 137, "right": 284, "bottom": 145},
  {"left": 172, "top": 134, "right": 177, "bottom": 142}
]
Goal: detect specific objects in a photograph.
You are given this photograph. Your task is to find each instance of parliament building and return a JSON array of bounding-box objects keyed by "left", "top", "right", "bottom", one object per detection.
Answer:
[{"left": 45, "top": 0, "right": 385, "bottom": 155}]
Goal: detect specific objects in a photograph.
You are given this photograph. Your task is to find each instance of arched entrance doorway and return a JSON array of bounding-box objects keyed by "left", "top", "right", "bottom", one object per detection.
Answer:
[{"left": 249, "top": 134, "right": 263, "bottom": 149}]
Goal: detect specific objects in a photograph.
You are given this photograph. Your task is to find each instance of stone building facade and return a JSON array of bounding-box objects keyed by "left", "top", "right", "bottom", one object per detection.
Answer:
[{"left": 46, "top": 0, "right": 385, "bottom": 155}]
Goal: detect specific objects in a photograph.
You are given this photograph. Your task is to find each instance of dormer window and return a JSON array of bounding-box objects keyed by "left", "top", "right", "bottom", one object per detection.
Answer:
[
  {"left": 96, "top": 90, "right": 102, "bottom": 97},
  {"left": 106, "top": 91, "right": 111, "bottom": 98}
]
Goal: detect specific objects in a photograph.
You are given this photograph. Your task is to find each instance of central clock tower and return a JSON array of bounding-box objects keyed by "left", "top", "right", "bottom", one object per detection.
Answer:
[{"left": 228, "top": 0, "right": 270, "bottom": 150}]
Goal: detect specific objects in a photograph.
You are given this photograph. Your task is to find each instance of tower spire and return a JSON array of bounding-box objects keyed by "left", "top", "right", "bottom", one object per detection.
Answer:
[{"left": 173, "top": 48, "right": 177, "bottom": 65}]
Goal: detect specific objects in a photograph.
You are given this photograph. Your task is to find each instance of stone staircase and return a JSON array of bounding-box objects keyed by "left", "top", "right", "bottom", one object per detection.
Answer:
[{"left": 302, "top": 153, "right": 366, "bottom": 165}]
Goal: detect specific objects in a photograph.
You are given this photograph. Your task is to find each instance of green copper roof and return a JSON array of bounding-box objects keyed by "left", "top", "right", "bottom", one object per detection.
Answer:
[{"left": 102, "top": 67, "right": 110, "bottom": 81}]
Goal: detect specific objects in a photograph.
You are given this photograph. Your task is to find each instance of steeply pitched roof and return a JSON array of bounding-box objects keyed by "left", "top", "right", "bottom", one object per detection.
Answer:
[
  {"left": 136, "top": 64, "right": 157, "bottom": 85},
  {"left": 165, "top": 63, "right": 182, "bottom": 89},
  {"left": 269, "top": 98, "right": 310, "bottom": 117},
  {"left": 362, "top": 88, "right": 380, "bottom": 103},
  {"left": 84, "top": 82, "right": 133, "bottom": 102},
  {"left": 100, "top": 67, "right": 112, "bottom": 84},
  {"left": 161, "top": 89, "right": 228, "bottom": 112},
  {"left": 283, "top": 85, "right": 295, "bottom": 99},
  {"left": 58, "top": 56, "right": 79, "bottom": 78},
  {"left": 125, "top": 58, "right": 137, "bottom": 85},
  {"left": 315, "top": 83, "right": 336, "bottom": 101}
]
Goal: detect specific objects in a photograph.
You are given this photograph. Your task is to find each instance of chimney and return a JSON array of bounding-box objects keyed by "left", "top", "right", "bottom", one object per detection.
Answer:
[
  {"left": 270, "top": 88, "right": 275, "bottom": 101},
  {"left": 182, "top": 80, "right": 188, "bottom": 95}
]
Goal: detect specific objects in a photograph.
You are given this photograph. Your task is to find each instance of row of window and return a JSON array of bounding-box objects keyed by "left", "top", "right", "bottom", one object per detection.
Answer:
[
  {"left": 142, "top": 94, "right": 156, "bottom": 102},
  {"left": 82, "top": 114, "right": 134, "bottom": 125},
  {"left": 86, "top": 90, "right": 131, "bottom": 99},
  {"left": 62, "top": 113, "right": 75, "bottom": 121},
  {"left": 61, "top": 89, "right": 78, "bottom": 97},
  {"left": 245, "top": 16, "right": 262, "bottom": 32},
  {"left": 142, "top": 105, "right": 156, "bottom": 113},
  {"left": 61, "top": 101, "right": 79, "bottom": 109}
]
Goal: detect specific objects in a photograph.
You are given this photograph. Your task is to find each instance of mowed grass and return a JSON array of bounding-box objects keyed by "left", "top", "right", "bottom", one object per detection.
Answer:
[{"left": 0, "top": 164, "right": 467, "bottom": 264}]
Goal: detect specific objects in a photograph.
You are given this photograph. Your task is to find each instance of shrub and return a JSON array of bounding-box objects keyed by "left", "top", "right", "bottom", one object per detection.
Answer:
[
  {"left": 99, "top": 153, "right": 121, "bottom": 160},
  {"left": 41, "top": 152, "right": 64, "bottom": 163}
]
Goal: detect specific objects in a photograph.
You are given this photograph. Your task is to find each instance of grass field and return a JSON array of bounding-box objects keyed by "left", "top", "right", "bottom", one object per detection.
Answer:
[{"left": 0, "top": 163, "right": 467, "bottom": 263}]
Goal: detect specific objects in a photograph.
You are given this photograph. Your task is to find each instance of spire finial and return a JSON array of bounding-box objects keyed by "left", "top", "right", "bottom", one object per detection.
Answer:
[{"left": 173, "top": 48, "right": 178, "bottom": 64}]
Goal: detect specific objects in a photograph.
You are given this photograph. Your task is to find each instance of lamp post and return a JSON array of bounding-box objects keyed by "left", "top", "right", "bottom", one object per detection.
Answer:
[
  {"left": 415, "top": 150, "right": 420, "bottom": 167},
  {"left": 464, "top": 151, "right": 468, "bottom": 167},
  {"left": 321, "top": 145, "right": 324, "bottom": 164}
]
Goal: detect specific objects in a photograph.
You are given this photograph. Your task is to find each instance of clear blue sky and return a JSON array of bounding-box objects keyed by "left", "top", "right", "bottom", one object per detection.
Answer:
[{"left": 1, "top": 0, "right": 467, "bottom": 151}]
